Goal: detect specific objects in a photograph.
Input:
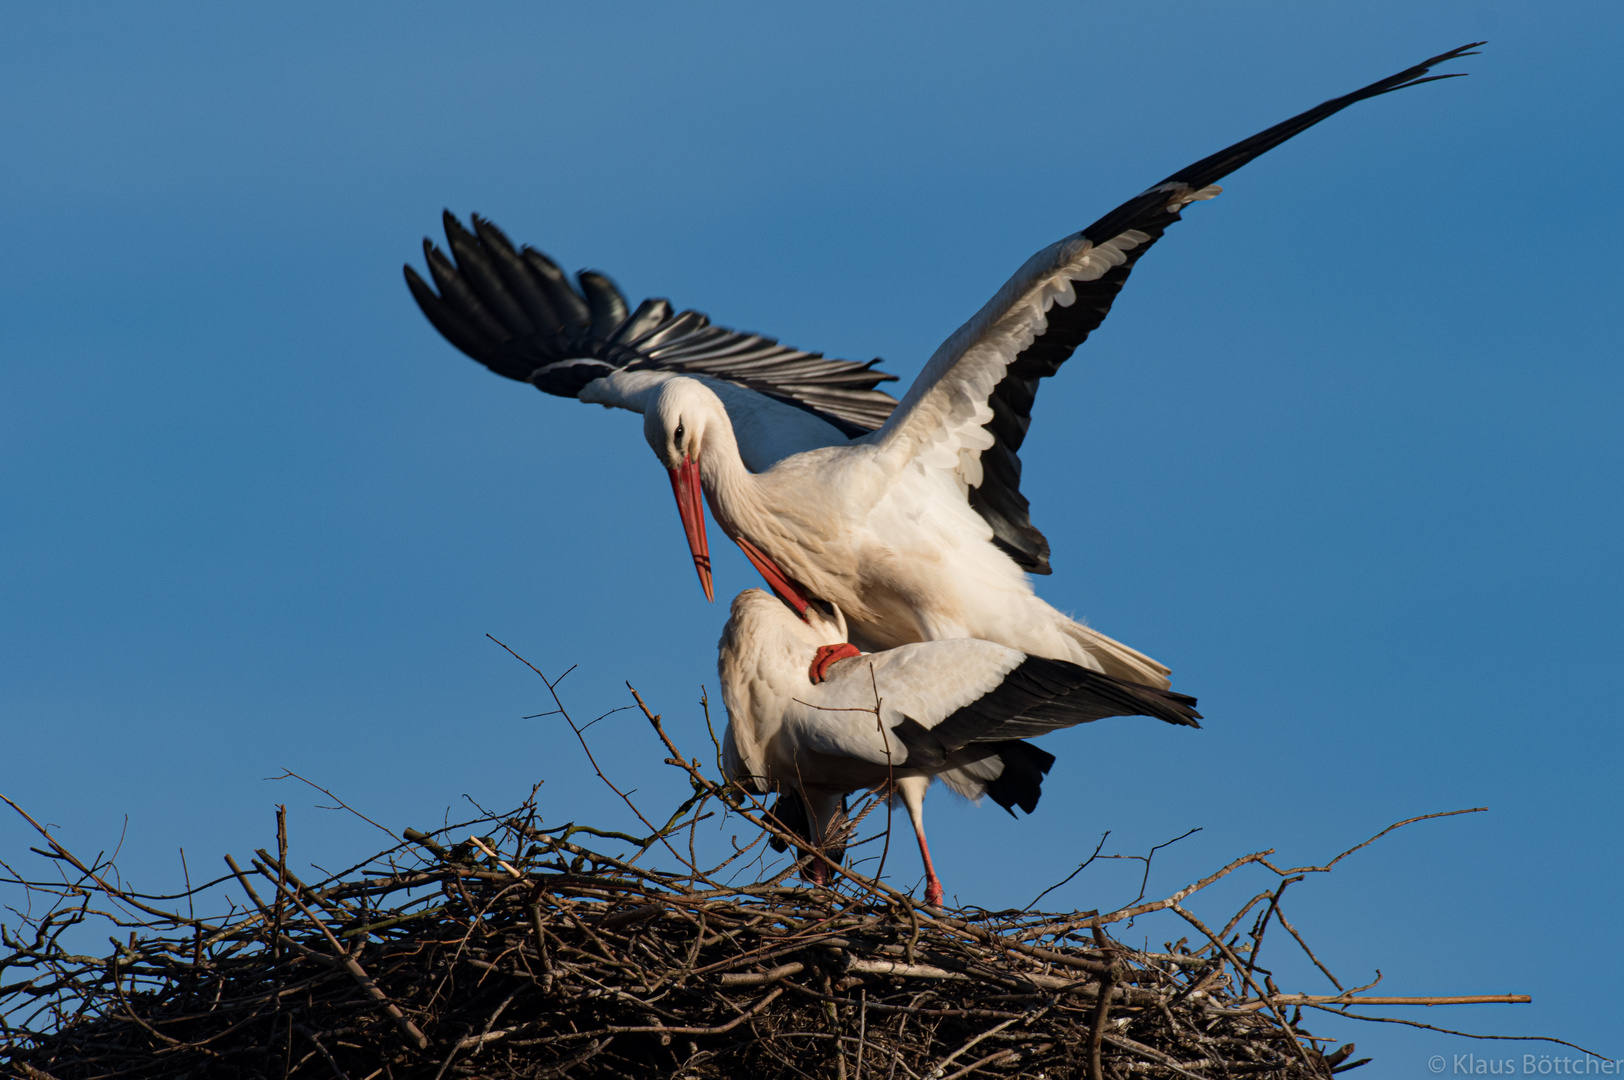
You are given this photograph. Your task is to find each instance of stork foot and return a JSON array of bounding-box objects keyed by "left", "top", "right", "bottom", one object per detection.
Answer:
[
  {"left": 805, "top": 856, "right": 830, "bottom": 888},
  {"left": 809, "top": 643, "right": 861, "bottom": 684},
  {"left": 923, "top": 876, "right": 944, "bottom": 908}
]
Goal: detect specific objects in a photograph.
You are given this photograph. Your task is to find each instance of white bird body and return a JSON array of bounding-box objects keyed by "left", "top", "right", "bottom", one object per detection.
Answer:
[
  {"left": 649, "top": 376, "right": 1164, "bottom": 680},
  {"left": 717, "top": 589, "right": 1200, "bottom": 905},
  {"left": 407, "top": 46, "right": 1479, "bottom": 689},
  {"left": 722, "top": 591, "right": 1019, "bottom": 789}
]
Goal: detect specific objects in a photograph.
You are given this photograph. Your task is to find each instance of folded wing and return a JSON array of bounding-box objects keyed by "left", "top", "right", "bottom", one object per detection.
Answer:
[
  {"left": 790, "top": 639, "right": 1200, "bottom": 771},
  {"left": 891, "top": 654, "right": 1200, "bottom": 769}
]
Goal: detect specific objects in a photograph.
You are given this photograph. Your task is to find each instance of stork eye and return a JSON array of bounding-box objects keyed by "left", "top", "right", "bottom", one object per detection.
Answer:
[{"left": 674, "top": 423, "right": 685, "bottom": 445}]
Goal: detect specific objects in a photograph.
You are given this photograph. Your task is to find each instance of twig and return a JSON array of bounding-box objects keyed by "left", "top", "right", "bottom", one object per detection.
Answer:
[
  {"left": 268, "top": 770, "right": 400, "bottom": 843},
  {"left": 1260, "top": 807, "right": 1489, "bottom": 876},
  {"left": 1276, "top": 906, "right": 1343, "bottom": 991},
  {"left": 1239, "top": 993, "right": 1532, "bottom": 1011},
  {"left": 1302, "top": 1006, "right": 1600, "bottom": 1057}
]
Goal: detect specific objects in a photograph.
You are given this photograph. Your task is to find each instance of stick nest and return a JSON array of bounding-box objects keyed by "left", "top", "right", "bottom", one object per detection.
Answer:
[
  {"left": 4, "top": 684, "right": 1524, "bottom": 1078},
  {"left": 4, "top": 809, "right": 1372, "bottom": 1080}
]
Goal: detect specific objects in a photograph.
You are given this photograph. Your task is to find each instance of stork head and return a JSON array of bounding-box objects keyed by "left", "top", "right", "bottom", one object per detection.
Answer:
[
  {"left": 726, "top": 588, "right": 847, "bottom": 656},
  {"left": 644, "top": 378, "right": 725, "bottom": 602}
]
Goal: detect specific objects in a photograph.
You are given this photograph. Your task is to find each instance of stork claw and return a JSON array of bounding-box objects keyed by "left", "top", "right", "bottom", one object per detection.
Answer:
[
  {"left": 809, "top": 643, "right": 861, "bottom": 684},
  {"left": 924, "top": 878, "right": 944, "bottom": 907}
]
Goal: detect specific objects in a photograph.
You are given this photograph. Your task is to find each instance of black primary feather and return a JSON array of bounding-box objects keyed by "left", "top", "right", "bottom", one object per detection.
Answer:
[
  {"left": 967, "top": 43, "right": 1481, "bottom": 573},
  {"left": 405, "top": 212, "right": 900, "bottom": 437}
]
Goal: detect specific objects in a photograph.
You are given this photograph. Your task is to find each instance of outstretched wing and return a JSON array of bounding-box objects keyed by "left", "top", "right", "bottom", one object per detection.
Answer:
[
  {"left": 405, "top": 212, "right": 901, "bottom": 437},
  {"left": 868, "top": 43, "right": 1482, "bottom": 573}
]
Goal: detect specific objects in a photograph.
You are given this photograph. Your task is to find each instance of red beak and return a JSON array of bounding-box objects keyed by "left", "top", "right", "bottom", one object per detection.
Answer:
[
  {"left": 735, "top": 536, "right": 811, "bottom": 618},
  {"left": 667, "top": 458, "right": 713, "bottom": 602}
]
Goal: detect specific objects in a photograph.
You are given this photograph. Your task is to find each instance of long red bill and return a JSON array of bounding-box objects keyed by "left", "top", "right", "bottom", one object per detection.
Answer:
[
  {"left": 667, "top": 458, "right": 713, "bottom": 602},
  {"left": 734, "top": 536, "right": 811, "bottom": 618}
]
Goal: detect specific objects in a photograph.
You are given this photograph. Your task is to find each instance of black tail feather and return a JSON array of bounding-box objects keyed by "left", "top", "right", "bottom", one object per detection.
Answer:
[{"left": 983, "top": 741, "right": 1057, "bottom": 818}]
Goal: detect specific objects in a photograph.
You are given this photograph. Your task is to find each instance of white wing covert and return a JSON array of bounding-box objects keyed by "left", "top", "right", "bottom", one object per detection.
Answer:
[
  {"left": 783, "top": 640, "right": 1029, "bottom": 766},
  {"left": 791, "top": 640, "right": 1200, "bottom": 770}
]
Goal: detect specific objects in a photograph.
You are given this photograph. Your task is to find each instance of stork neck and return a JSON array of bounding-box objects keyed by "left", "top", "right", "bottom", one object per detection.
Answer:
[{"left": 698, "top": 420, "right": 762, "bottom": 537}]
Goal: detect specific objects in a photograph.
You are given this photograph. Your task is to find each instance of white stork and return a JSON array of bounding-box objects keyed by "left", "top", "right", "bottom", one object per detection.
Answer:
[
  {"left": 717, "top": 589, "right": 1200, "bottom": 906},
  {"left": 408, "top": 45, "right": 1479, "bottom": 685}
]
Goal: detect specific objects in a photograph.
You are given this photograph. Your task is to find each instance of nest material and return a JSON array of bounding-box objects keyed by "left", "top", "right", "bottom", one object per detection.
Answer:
[
  {"left": 3, "top": 690, "right": 1532, "bottom": 1079},
  {"left": 3, "top": 810, "right": 1368, "bottom": 1080}
]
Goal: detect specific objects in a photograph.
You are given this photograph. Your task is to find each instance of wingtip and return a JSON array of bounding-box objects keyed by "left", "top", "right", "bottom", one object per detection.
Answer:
[
  {"left": 1413, "top": 42, "right": 1486, "bottom": 69},
  {"left": 1383, "top": 41, "right": 1485, "bottom": 93},
  {"left": 861, "top": 358, "right": 901, "bottom": 383}
]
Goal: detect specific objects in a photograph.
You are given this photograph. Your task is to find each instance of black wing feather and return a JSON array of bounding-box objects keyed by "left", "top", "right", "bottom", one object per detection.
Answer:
[
  {"left": 578, "top": 271, "right": 629, "bottom": 336},
  {"left": 405, "top": 258, "right": 504, "bottom": 371},
  {"left": 893, "top": 656, "right": 1201, "bottom": 768},
  {"left": 973, "top": 43, "right": 1481, "bottom": 573},
  {"left": 981, "top": 740, "right": 1056, "bottom": 818},
  {"left": 406, "top": 212, "right": 901, "bottom": 437},
  {"left": 470, "top": 216, "right": 562, "bottom": 333},
  {"left": 613, "top": 297, "right": 671, "bottom": 343}
]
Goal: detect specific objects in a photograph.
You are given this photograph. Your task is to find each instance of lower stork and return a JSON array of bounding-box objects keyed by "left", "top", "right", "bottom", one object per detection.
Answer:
[{"left": 717, "top": 589, "right": 1200, "bottom": 906}]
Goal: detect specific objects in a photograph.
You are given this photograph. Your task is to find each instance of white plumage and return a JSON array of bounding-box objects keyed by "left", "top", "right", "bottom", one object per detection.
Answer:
[
  {"left": 717, "top": 589, "right": 1200, "bottom": 906},
  {"left": 403, "top": 44, "right": 1479, "bottom": 904},
  {"left": 626, "top": 46, "right": 1479, "bottom": 686},
  {"left": 647, "top": 376, "right": 1170, "bottom": 683},
  {"left": 408, "top": 48, "right": 1476, "bottom": 681}
]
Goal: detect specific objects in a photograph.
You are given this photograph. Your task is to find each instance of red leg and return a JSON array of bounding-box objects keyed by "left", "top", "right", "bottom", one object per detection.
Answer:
[
  {"left": 895, "top": 776, "right": 945, "bottom": 907},
  {"left": 915, "top": 830, "right": 944, "bottom": 907},
  {"left": 808, "top": 642, "right": 861, "bottom": 683}
]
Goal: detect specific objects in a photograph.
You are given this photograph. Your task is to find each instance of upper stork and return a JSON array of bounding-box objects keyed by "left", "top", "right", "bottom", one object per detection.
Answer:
[{"left": 407, "top": 44, "right": 1479, "bottom": 684}]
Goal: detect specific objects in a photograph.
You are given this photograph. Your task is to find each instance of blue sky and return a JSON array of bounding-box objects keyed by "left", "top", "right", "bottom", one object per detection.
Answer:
[{"left": 2, "top": 2, "right": 1619, "bottom": 1065}]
